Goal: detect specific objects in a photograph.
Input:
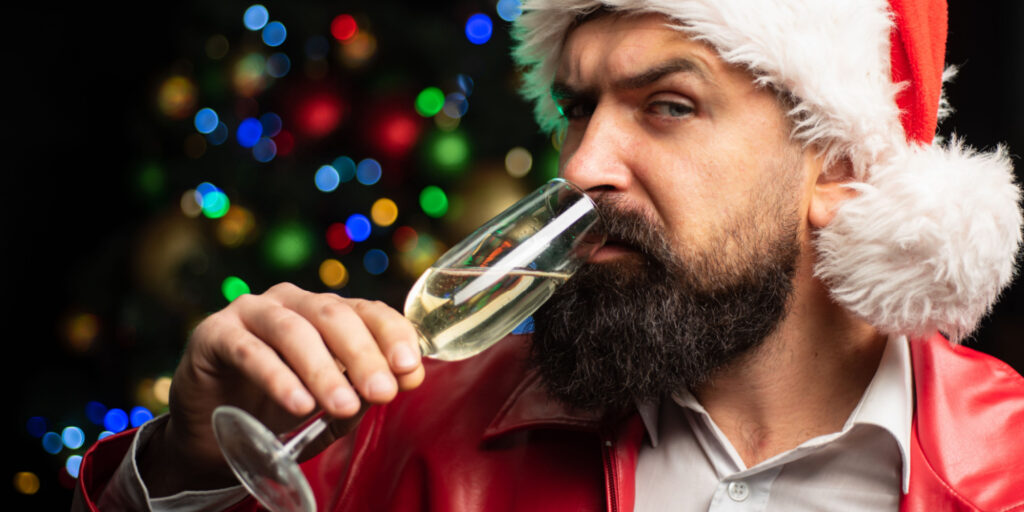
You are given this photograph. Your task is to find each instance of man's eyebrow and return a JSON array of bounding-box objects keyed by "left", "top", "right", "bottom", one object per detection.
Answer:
[{"left": 551, "top": 57, "right": 711, "bottom": 101}]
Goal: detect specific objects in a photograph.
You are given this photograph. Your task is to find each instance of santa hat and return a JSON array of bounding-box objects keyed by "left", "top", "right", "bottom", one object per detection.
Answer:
[{"left": 512, "top": 0, "right": 1022, "bottom": 342}]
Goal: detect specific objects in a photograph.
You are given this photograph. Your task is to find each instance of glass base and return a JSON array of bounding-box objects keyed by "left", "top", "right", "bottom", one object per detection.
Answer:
[{"left": 212, "top": 405, "right": 316, "bottom": 512}]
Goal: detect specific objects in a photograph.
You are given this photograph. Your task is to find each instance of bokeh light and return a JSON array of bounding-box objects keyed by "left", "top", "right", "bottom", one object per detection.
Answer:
[
  {"left": 86, "top": 401, "right": 107, "bottom": 426},
  {"left": 375, "top": 113, "right": 420, "bottom": 155},
  {"left": 339, "top": 31, "right": 377, "bottom": 67},
  {"left": 267, "top": 52, "right": 291, "bottom": 77},
  {"left": 434, "top": 110, "right": 460, "bottom": 131},
  {"left": 465, "top": 13, "right": 493, "bottom": 45},
  {"left": 497, "top": 0, "right": 523, "bottom": 21},
  {"left": 207, "top": 121, "right": 229, "bottom": 145},
  {"left": 62, "top": 426, "right": 85, "bottom": 450},
  {"left": 363, "top": 249, "right": 389, "bottom": 275},
  {"left": 262, "top": 21, "right": 287, "bottom": 47},
  {"left": 415, "top": 87, "right": 445, "bottom": 117},
  {"left": 443, "top": 92, "right": 469, "bottom": 118},
  {"left": 429, "top": 131, "right": 470, "bottom": 175},
  {"left": 295, "top": 92, "right": 344, "bottom": 138},
  {"left": 252, "top": 137, "right": 278, "bottom": 162},
  {"left": 356, "top": 158, "right": 382, "bottom": 185},
  {"left": 184, "top": 133, "right": 207, "bottom": 159},
  {"left": 370, "top": 198, "right": 399, "bottom": 226},
  {"left": 319, "top": 259, "right": 349, "bottom": 289},
  {"left": 104, "top": 408, "right": 128, "bottom": 433},
  {"left": 130, "top": 406, "right": 154, "bottom": 428},
  {"left": 26, "top": 417, "right": 47, "bottom": 438},
  {"left": 222, "top": 276, "right": 251, "bottom": 302},
  {"left": 396, "top": 232, "right": 446, "bottom": 278},
  {"left": 156, "top": 76, "right": 197, "bottom": 119},
  {"left": 154, "top": 377, "right": 172, "bottom": 405},
  {"left": 206, "top": 34, "right": 230, "bottom": 59},
  {"left": 181, "top": 189, "right": 203, "bottom": 217},
  {"left": 233, "top": 53, "right": 267, "bottom": 96},
  {"left": 345, "top": 214, "right": 372, "bottom": 242},
  {"left": 236, "top": 117, "right": 263, "bottom": 148},
  {"left": 137, "top": 163, "right": 165, "bottom": 199},
  {"left": 326, "top": 223, "right": 352, "bottom": 252},
  {"left": 331, "top": 14, "right": 358, "bottom": 41},
  {"left": 392, "top": 226, "right": 418, "bottom": 252},
  {"left": 65, "top": 312, "right": 99, "bottom": 353},
  {"left": 66, "top": 455, "right": 83, "bottom": 479},
  {"left": 457, "top": 74, "right": 474, "bottom": 96},
  {"left": 332, "top": 156, "right": 357, "bottom": 182},
  {"left": 504, "top": 146, "right": 533, "bottom": 177},
  {"left": 274, "top": 129, "right": 294, "bottom": 155},
  {"left": 196, "top": 183, "right": 230, "bottom": 219},
  {"left": 13, "top": 472, "right": 40, "bottom": 495},
  {"left": 42, "top": 432, "right": 63, "bottom": 454},
  {"left": 260, "top": 112, "right": 283, "bottom": 137},
  {"left": 217, "top": 205, "right": 256, "bottom": 247},
  {"left": 419, "top": 186, "right": 449, "bottom": 218},
  {"left": 98, "top": 431, "right": 114, "bottom": 440},
  {"left": 194, "top": 108, "right": 219, "bottom": 134},
  {"left": 264, "top": 222, "right": 315, "bottom": 269},
  {"left": 244, "top": 4, "right": 269, "bottom": 31},
  {"left": 315, "top": 165, "right": 341, "bottom": 192}
]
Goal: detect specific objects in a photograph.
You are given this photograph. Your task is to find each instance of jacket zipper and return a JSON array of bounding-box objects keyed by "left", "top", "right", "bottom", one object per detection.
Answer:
[{"left": 602, "top": 437, "right": 619, "bottom": 512}]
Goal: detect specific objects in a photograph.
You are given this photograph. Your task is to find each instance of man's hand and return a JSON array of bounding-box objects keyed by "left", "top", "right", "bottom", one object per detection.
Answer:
[{"left": 139, "top": 282, "right": 425, "bottom": 496}]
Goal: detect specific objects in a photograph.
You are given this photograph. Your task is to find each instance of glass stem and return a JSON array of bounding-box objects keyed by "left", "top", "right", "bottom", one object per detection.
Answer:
[{"left": 277, "top": 413, "right": 329, "bottom": 462}]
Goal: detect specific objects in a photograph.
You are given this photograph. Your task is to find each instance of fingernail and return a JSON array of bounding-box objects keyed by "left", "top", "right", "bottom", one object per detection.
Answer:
[
  {"left": 391, "top": 344, "right": 417, "bottom": 370},
  {"left": 288, "top": 388, "right": 315, "bottom": 412},
  {"left": 328, "top": 387, "right": 360, "bottom": 414},
  {"left": 366, "top": 372, "right": 396, "bottom": 400}
]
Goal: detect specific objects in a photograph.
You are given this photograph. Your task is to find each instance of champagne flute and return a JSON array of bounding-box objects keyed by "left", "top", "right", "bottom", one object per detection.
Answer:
[{"left": 211, "top": 178, "right": 604, "bottom": 512}]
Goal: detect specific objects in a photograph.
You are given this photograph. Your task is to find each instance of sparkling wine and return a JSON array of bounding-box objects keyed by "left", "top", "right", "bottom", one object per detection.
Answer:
[{"left": 404, "top": 267, "right": 569, "bottom": 361}]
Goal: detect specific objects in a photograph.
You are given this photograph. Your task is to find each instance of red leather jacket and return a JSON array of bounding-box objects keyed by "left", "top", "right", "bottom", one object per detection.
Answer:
[{"left": 77, "top": 332, "right": 1024, "bottom": 511}]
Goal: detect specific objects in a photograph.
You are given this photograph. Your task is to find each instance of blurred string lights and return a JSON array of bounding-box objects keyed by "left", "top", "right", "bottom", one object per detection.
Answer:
[{"left": 24, "top": 0, "right": 546, "bottom": 499}]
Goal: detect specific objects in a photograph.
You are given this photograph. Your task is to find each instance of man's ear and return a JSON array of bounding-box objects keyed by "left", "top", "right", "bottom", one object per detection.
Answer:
[{"left": 808, "top": 158, "right": 858, "bottom": 228}]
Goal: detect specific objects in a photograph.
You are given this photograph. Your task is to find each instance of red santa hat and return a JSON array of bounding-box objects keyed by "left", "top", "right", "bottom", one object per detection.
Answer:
[{"left": 512, "top": 0, "right": 1022, "bottom": 342}]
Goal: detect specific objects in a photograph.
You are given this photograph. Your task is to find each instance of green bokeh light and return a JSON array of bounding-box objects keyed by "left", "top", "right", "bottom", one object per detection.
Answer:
[
  {"left": 415, "top": 87, "right": 445, "bottom": 117},
  {"left": 221, "top": 276, "right": 251, "bottom": 302},
  {"left": 419, "top": 186, "right": 449, "bottom": 218},
  {"left": 201, "top": 191, "right": 230, "bottom": 219},
  {"left": 264, "top": 221, "right": 315, "bottom": 269},
  {"left": 429, "top": 131, "right": 470, "bottom": 176},
  {"left": 137, "top": 164, "right": 164, "bottom": 198}
]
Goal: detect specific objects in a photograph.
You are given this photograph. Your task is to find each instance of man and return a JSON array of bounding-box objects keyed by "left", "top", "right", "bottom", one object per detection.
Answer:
[{"left": 76, "top": 0, "right": 1024, "bottom": 510}]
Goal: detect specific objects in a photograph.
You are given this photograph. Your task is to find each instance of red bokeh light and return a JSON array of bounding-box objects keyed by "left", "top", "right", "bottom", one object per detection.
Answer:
[
  {"left": 274, "top": 129, "right": 295, "bottom": 156},
  {"left": 331, "top": 14, "right": 358, "bottom": 41},
  {"left": 373, "top": 111, "right": 421, "bottom": 156},
  {"left": 295, "top": 93, "right": 345, "bottom": 138},
  {"left": 327, "top": 222, "right": 352, "bottom": 252},
  {"left": 393, "top": 226, "right": 419, "bottom": 252}
]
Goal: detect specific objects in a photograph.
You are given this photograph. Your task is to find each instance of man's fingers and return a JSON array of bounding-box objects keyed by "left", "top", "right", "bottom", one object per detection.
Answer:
[
  {"left": 349, "top": 299, "right": 423, "bottom": 374},
  {"left": 234, "top": 294, "right": 362, "bottom": 417}
]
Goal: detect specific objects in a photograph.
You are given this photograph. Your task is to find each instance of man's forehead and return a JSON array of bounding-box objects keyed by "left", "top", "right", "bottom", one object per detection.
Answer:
[{"left": 555, "top": 12, "right": 721, "bottom": 86}]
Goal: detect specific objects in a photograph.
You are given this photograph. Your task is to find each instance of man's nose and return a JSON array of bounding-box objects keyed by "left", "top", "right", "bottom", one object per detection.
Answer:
[{"left": 559, "top": 105, "right": 633, "bottom": 195}]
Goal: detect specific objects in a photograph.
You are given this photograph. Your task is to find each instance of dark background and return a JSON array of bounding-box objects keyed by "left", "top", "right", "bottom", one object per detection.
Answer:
[{"left": 6, "top": 1, "right": 1022, "bottom": 508}]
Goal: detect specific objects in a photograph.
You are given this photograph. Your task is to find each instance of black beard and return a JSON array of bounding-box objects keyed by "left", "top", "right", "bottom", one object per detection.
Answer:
[{"left": 529, "top": 201, "right": 800, "bottom": 414}]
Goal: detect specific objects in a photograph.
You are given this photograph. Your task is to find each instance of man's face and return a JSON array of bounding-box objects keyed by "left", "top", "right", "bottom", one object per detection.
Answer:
[{"left": 530, "top": 13, "right": 817, "bottom": 412}]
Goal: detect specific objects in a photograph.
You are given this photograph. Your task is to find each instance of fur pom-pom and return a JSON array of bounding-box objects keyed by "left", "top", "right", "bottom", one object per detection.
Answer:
[{"left": 814, "top": 140, "right": 1022, "bottom": 342}]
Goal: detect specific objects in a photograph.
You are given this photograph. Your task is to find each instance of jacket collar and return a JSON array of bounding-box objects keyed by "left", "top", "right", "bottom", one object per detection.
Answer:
[{"left": 482, "top": 368, "right": 605, "bottom": 440}]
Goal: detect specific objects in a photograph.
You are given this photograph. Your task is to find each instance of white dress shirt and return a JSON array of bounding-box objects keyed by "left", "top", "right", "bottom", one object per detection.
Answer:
[
  {"left": 101, "top": 335, "right": 913, "bottom": 511},
  {"left": 635, "top": 334, "right": 913, "bottom": 511}
]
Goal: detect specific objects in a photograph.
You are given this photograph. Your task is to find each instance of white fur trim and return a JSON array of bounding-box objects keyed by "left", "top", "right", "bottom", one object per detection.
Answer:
[{"left": 513, "top": 0, "right": 1023, "bottom": 340}]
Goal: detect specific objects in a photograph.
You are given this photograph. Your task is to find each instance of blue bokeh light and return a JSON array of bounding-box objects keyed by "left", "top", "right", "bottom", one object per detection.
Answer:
[
  {"left": 259, "top": 112, "right": 282, "bottom": 137},
  {"left": 457, "top": 74, "right": 474, "bottom": 96},
  {"left": 98, "top": 431, "right": 114, "bottom": 441},
  {"left": 497, "top": 0, "right": 523, "bottom": 22},
  {"left": 237, "top": 117, "right": 263, "bottom": 148},
  {"left": 196, "top": 182, "right": 220, "bottom": 199},
  {"left": 267, "top": 52, "right": 291, "bottom": 78},
  {"left": 130, "top": 406, "right": 154, "bottom": 428},
  {"left": 194, "top": 108, "right": 219, "bottom": 134},
  {"left": 332, "top": 156, "right": 357, "bottom": 183},
  {"left": 315, "top": 165, "right": 341, "bottom": 192},
  {"left": 262, "top": 21, "right": 287, "bottom": 47},
  {"left": 27, "top": 416, "right": 47, "bottom": 438},
  {"left": 244, "top": 5, "right": 269, "bottom": 31},
  {"left": 345, "top": 214, "right": 372, "bottom": 243},
  {"left": 85, "top": 401, "right": 107, "bottom": 426},
  {"left": 363, "top": 249, "right": 389, "bottom": 275},
  {"left": 62, "top": 426, "right": 85, "bottom": 449},
  {"left": 253, "top": 137, "right": 278, "bottom": 163},
  {"left": 356, "top": 158, "right": 382, "bottom": 185},
  {"left": 443, "top": 92, "right": 469, "bottom": 118},
  {"left": 465, "top": 14, "right": 493, "bottom": 45},
  {"left": 207, "top": 121, "right": 229, "bottom": 145},
  {"left": 42, "top": 432, "right": 63, "bottom": 454},
  {"left": 104, "top": 408, "right": 129, "bottom": 433},
  {"left": 66, "top": 455, "right": 83, "bottom": 479}
]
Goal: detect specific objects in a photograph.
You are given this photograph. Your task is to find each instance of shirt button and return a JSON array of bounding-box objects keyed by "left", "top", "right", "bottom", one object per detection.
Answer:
[{"left": 727, "top": 481, "right": 750, "bottom": 502}]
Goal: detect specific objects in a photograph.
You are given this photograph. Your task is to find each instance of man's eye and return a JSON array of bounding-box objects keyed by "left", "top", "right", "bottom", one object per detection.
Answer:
[
  {"left": 648, "top": 101, "right": 693, "bottom": 118},
  {"left": 559, "top": 102, "right": 595, "bottom": 119}
]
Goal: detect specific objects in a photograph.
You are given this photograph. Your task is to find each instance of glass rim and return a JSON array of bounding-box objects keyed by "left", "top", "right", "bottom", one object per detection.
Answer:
[{"left": 547, "top": 177, "right": 606, "bottom": 226}]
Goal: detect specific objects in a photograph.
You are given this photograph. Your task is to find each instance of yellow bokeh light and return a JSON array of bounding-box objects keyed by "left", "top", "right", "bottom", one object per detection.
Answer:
[
  {"left": 153, "top": 376, "right": 172, "bottom": 405},
  {"left": 157, "top": 76, "right": 197, "bottom": 120},
  {"left": 339, "top": 32, "right": 377, "bottom": 68},
  {"left": 504, "top": 147, "right": 533, "bottom": 178},
  {"left": 217, "top": 205, "right": 256, "bottom": 247},
  {"left": 319, "top": 259, "right": 349, "bottom": 289},
  {"left": 370, "top": 198, "right": 399, "bottom": 227},
  {"left": 65, "top": 313, "right": 99, "bottom": 353},
  {"left": 13, "top": 472, "right": 40, "bottom": 495},
  {"left": 181, "top": 189, "right": 202, "bottom": 218}
]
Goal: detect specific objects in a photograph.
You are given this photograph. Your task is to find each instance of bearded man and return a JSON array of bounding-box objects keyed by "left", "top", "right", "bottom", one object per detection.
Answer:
[{"left": 76, "top": 0, "right": 1024, "bottom": 510}]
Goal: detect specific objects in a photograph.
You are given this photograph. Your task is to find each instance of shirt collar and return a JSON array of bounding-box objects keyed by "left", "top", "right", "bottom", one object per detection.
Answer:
[{"left": 637, "top": 334, "right": 914, "bottom": 493}]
